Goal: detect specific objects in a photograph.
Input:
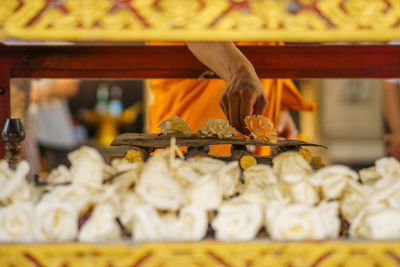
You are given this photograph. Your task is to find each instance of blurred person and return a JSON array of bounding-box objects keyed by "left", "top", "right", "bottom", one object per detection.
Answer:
[
  {"left": 150, "top": 42, "right": 314, "bottom": 155},
  {"left": 28, "top": 79, "right": 79, "bottom": 171},
  {"left": 383, "top": 79, "right": 400, "bottom": 160}
]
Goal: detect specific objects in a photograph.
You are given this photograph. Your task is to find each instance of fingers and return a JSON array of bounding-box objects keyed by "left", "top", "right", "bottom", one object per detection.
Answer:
[
  {"left": 240, "top": 92, "right": 255, "bottom": 134},
  {"left": 253, "top": 94, "right": 268, "bottom": 116},
  {"left": 220, "top": 93, "right": 229, "bottom": 119},
  {"left": 228, "top": 93, "right": 242, "bottom": 133}
]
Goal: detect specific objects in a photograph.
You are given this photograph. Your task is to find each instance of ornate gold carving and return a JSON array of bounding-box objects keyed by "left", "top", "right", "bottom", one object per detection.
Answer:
[
  {"left": 1, "top": 0, "right": 400, "bottom": 41},
  {"left": 1, "top": 242, "right": 400, "bottom": 267}
]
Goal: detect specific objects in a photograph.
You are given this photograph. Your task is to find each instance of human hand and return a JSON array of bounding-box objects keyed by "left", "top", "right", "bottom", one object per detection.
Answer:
[
  {"left": 277, "top": 109, "right": 298, "bottom": 139},
  {"left": 220, "top": 69, "right": 268, "bottom": 134},
  {"left": 385, "top": 132, "right": 400, "bottom": 161}
]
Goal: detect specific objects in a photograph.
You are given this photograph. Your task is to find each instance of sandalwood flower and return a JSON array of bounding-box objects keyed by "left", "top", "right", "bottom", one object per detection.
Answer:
[
  {"left": 158, "top": 115, "right": 191, "bottom": 136},
  {"left": 244, "top": 115, "right": 277, "bottom": 141},
  {"left": 199, "top": 118, "right": 235, "bottom": 139}
]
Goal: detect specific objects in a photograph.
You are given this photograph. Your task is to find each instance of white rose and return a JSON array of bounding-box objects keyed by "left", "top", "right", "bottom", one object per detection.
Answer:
[
  {"left": 199, "top": 118, "right": 235, "bottom": 139},
  {"left": 79, "top": 203, "right": 121, "bottom": 242},
  {"left": 68, "top": 146, "right": 105, "bottom": 190},
  {"left": 243, "top": 164, "right": 277, "bottom": 192},
  {"left": 0, "top": 202, "right": 34, "bottom": 242},
  {"left": 272, "top": 152, "right": 312, "bottom": 184},
  {"left": 47, "top": 185, "right": 95, "bottom": 216},
  {"left": 120, "top": 192, "right": 145, "bottom": 232},
  {"left": 350, "top": 204, "right": 400, "bottom": 239},
  {"left": 340, "top": 180, "right": 372, "bottom": 223},
  {"left": 375, "top": 157, "right": 400, "bottom": 180},
  {"left": 46, "top": 165, "right": 71, "bottom": 184},
  {"left": 212, "top": 201, "right": 262, "bottom": 241},
  {"left": 185, "top": 174, "right": 222, "bottom": 210},
  {"left": 218, "top": 161, "right": 240, "bottom": 197},
  {"left": 186, "top": 157, "right": 226, "bottom": 176},
  {"left": 94, "top": 183, "right": 126, "bottom": 216},
  {"left": 132, "top": 204, "right": 165, "bottom": 241},
  {"left": 170, "top": 159, "right": 201, "bottom": 187},
  {"left": 136, "top": 150, "right": 183, "bottom": 210},
  {"left": 359, "top": 166, "right": 380, "bottom": 185},
  {"left": 175, "top": 205, "right": 208, "bottom": 241},
  {"left": 111, "top": 158, "right": 143, "bottom": 173},
  {"left": 158, "top": 115, "right": 191, "bottom": 136},
  {"left": 34, "top": 199, "right": 79, "bottom": 242},
  {"left": 266, "top": 201, "right": 339, "bottom": 240},
  {"left": 0, "top": 160, "right": 12, "bottom": 183},
  {"left": 288, "top": 181, "right": 319, "bottom": 206},
  {"left": 317, "top": 201, "right": 341, "bottom": 239},
  {"left": 369, "top": 178, "right": 400, "bottom": 208},
  {"left": 0, "top": 160, "right": 31, "bottom": 204},
  {"left": 311, "top": 165, "right": 358, "bottom": 200}
]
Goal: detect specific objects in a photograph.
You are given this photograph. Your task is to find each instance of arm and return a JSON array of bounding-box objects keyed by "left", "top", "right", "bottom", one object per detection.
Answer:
[
  {"left": 186, "top": 42, "right": 268, "bottom": 134},
  {"left": 383, "top": 80, "right": 400, "bottom": 160},
  {"left": 31, "top": 79, "right": 79, "bottom": 102}
]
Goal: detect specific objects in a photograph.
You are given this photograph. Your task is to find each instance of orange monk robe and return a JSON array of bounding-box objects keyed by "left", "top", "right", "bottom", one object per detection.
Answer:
[{"left": 149, "top": 78, "right": 316, "bottom": 156}]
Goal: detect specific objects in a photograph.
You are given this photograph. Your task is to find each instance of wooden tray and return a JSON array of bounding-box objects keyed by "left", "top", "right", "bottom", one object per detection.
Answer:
[{"left": 111, "top": 133, "right": 326, "bottom": 149}]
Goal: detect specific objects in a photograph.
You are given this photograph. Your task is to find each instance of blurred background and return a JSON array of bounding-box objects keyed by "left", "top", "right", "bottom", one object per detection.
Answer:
[{"left": 10, "top": 77, "right": 389, "bottom": 172}]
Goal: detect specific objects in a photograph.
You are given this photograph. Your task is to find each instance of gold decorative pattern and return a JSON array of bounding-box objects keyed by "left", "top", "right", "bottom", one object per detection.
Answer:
[
  {"left": 1, "top": 0, "right": 400, "bottom": 41},
  {"left": 1, "top": 241, "right": 400, "bottom": 266}
]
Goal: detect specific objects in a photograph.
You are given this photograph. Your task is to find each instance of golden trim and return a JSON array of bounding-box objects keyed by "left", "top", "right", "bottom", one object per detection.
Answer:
[
  {"left": 1, "top": 0, "right": 400, "bottom": 42},
  {"left": 1, "top": 241, "right": 400, "bottom": 266}
]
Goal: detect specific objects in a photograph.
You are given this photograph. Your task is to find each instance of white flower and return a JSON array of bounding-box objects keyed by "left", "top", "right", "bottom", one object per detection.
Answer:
[
  {"left": 288, "top": 181, "right": 319, "bottom": 206},
  {"left": 79, "top": 203, "right": 121, "bottom": 242},
  {"left": 340, "top": 180, "right": 372, "bottom": 223},
  {"left": 375, "top": 157, "right": 400, "bottom": 180},
  {"left": 273, "top": 152, "right": 312, "bottom": 184},
  {"left": 158, "top": 115, "right": 191, "bottom": 136},
  {"left": 186, "top": 157, "right": 226, "bottom": 176},
  {"left": 94, "top": 183, "right": 125, "bottom": 216},
  {"left": 185, "top": 174, "right": 222, "bottom": 210},
  {"left": 170, "top": 158, "right": 202, "bottom": 187},
  {"left": 0, "top": 160, "right": 31, "bottom": 204},
  {"left": 159, "top": 204, "right": 208, "bottom": 241},
  {"left": 369, "top": 178, "right": 400, "bottom": 209},
  {"left": 68, "top": 146, "right": 105, "bottom": 190},
  {"left": 317, "top": 202, "right": 341, "bottom": 239},
  {"left": 174, "top": 205, "right": 208, "bottom": 241},
  {"left": 46, "top": 165, "right": 71, "bottom": 184},
  {"left": 212, "top": 201, "right": 262, "bottom": 241},
  {"left": 0, "top": 202, "right": 34, "bottom": 242},
  {"left": 111, "top": 158, "right": 143, "bottom": 173},
  {"left": 136, "top": 150, "right": 183, "bottom": 210},
  {"left": 110, "top": 159, "right": 143, "bottom": 188},
  {"left": 311, "top": 165, "right": 358, "bottom": 200},
  {"left": 243, "top": 164, "right": 278, "bottom": 192},
  {"left": 132, "top": 204, "right": 165, "bottom": 241},
  {"left": 47, "top": 185, "right": 95, "bottom": 216},
  {"left": 359, "top": 166, "right": 380, "bottom": 185},
  {"left": 265, "top": 201, "right": 340, "bottom": 240},
  {"left": 199, "top": 118, "right": 235, "bottom": 139},
  {"left": 350, "top": 204, "right": 400, "bottom": 239},
  {"left": 236, "top": 185, "right": 284, "bottom": 208},
  {"left": 120, "top": 192, "right": 145, "bottom": 233},
  {"left": 0, "top": 160, "right": 12, "bottom": 184},
  {"left": 218, "top": 161, "right": 240, "bottom": 198},
  {"left": 33, "top": 199, "right": 79, "bottom": 242}
]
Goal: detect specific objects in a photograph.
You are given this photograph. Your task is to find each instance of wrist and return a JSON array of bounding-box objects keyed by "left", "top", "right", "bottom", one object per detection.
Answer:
[{"left": 226, "top": 62, "right": 257, "bottom": 82}]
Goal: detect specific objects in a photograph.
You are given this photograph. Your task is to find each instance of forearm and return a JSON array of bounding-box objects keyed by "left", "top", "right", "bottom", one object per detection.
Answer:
[
  {"left": 185, "top": 42, "right": 256, "bottom": 82},
  {"left": 383, "top": 81, "right": 400, "bottom": 134}
]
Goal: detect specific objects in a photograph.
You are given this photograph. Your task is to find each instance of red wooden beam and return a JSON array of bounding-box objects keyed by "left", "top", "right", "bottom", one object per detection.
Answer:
[{"left": 0, "top": 45, "right": 399, "bottom": 79}]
